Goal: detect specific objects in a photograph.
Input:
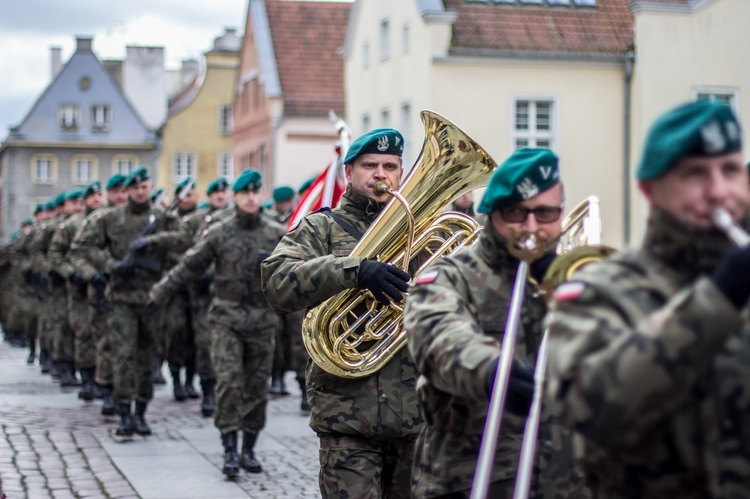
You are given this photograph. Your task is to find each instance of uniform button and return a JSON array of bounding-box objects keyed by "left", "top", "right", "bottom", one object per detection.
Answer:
[
  {"left": 380, "top": 393, "right": 388, "bottom": 401},
  {"left": 543, "top": 440, "right": 553, "bottom": 448}
]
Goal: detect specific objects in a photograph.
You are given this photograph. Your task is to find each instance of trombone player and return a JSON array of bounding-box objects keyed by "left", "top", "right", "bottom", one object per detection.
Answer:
[
  {"left": 546, "top": 100, "right": 750, "bottom": 497},
  {"left": 404, "top": 148, "right": 585, "bottom": 498},
  {"left": 261, "top": 129, "right": 422, "bottom": 498}
]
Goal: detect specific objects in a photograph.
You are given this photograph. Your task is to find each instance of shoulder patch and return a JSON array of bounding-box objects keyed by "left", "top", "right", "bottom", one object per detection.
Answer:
[
  {"left": 554, "top": 281, "right": 586, "bottom": 302},
  {"left": 289, "top": 220, "right": 301, "bottom": 232},
  {"left": 58, "top": 223, "right": 65, "bottom": 230},
  {"left": 414, "top": 270, "right": 439, "bottom": 285},
  {"left": 181, "top": 215, "right": 190, "bottom": 223}
]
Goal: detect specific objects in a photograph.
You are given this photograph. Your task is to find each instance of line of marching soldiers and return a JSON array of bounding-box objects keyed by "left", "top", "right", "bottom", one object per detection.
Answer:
[{"left": 0, "top": 170, "right": 310, "bottom": 444}]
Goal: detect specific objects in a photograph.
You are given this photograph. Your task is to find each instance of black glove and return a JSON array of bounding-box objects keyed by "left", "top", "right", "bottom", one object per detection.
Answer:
[
  {"left": 128, "top": 236, "right": 149, "bottom": 253},
  {"left": 69, "top": 272, "right": 87, "bottom": 287},
  {"left": 530, "top": 250, "right": 557, "bottom": 283},
  {"left": 90, "top": 272, "right": 108, "bottom": 291},
  {"left": 197, "top": 274, "right": 213, "bottom": 294},
  {"left": 357, "top": 260, "right": 411, "bottom": 305},
  {"left": 112, "top": 260, "right": 133, "bottom": 278},
  {"left": 36, "top": 271, "right": 49, "bottom": 288},
  {"left": 22, "top": 267, "right": 35, "bottom": 283},
  {"left": 712, "top": 244, "right": 750, "bottom": 309},
  {"left": 143, "top": 299, "right": 158, "bottom": 315},
  {"left": 485, "top": 358, "right": 535, "bottom": 417},
  {"left": 49, "top": 269, "right": 66, "bottom": 286}
]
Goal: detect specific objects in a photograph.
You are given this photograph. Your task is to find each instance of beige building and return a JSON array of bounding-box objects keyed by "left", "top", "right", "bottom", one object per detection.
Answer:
[{"left": 156, "top": 29, "right": 241, "bottom": 197}]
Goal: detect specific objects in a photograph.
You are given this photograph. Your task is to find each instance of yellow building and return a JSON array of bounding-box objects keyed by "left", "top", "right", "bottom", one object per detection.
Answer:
[{"left": 156, "top": 29, "right": 241, "bottom": 198}]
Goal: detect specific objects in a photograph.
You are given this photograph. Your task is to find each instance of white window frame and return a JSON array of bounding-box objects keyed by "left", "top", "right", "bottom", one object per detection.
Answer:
[
  {"left": 112, "top": 155, "right": 137, "bottom": 176},
  {"left": 510, "top": 96, "right": 559, "bottom": 152},
  {"left": 693, "top": 87, "right": 740, "bottom": 113},
  {"left": 219, "top": 104, "right": 233, "bottom": 135},
  {"left": 362, "top": 114, "right": 370, "bottom": 135},
  {"left": 71, "top": 155, "right": 98, "bottom": 184},
  {"left": 380, "top": 19, "right": 390, "bottom": 61},
  {"left": 218, "top": 152, "right": 235, "bottom": 180},
  {"left": 90, "top": 104, "right": 112, "bottom": 131},
  {"left": 31, "top": 154, "right": 57, "bottom": 184},
  {"left": 58, "top": 104, "right": 81, "bottom": 130},
  {"left": 402, "top": 23, "right": 410, "bottom": 54},
  {"left": 173, "top": 152, "right": 196, "bottom": 183},
  {"left": 380, "top": 108, "right": 390, "bottom": 128},
  {"left": 363, "top": 41, "right": 370, "bottom": 69}
]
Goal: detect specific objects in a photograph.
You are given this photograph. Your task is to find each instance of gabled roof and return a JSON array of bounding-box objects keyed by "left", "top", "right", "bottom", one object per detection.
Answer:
[
  {"left": 443, "top": 0, "right": 634, "bottom": 58},
  {"left": 265, "top": 0, "right": 351, "bottom": 117}
]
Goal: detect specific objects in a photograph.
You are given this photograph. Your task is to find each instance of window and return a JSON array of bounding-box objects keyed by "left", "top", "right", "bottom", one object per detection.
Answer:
[
  {"left": 90, "top": 104, "right": 111, "bottom": 131},
  {"left": 58, "top": 104, "right": 81, "bottom": 130},
  {"left": 71, "top": 155, "right": 97, "bottom": 184},
  {"left": 401, "top": 102, "right": 413, "bottom": 166},
  {"left": 520, "top": 0, "right": 543, "bottom": 4},
  {"left": 219, "top": 152, "right": 235, "bottom": 180},
  {"left": 513, "top": 99, "right": 556, "bottom": 151},
  {"left": 548, "top": 0, "right": 571, "bottom": 4},
  {"left": 402, "top": 24, "right": 410, "bottom": 54},
  {"left": 694, "top": 87, "right": 739, "bottom": 112},
  {"left": 173, "top": 153, "right": 196, "bottom": 182},
  {"left": 380, "top": 19, "right": 390, "bottom": 61},
  {"left": 259, "top": 144, "right": 267, "bottom": 171},
  {"left": 219, "top": 104, "right": 233, "bottom": 135},
  {"left": 572, "top": 0, "right": 597, "bottom": 5},
  {"left": 31, "top": 155, "right": 57, "bottom": 184},
  {"left": 112, "top": 155, "right": 136, "bottom": 176},
  {"left": 381, "top": 108, "right": 390, "bottom": 128},
  {"left": 362, "top": 114, "right": 371, "bottom": 134},
  {"left": 363, "top": 41, "right": 370, "bottom": 69},
  {"left": 253, "top": 79, "right": 261, "bottom": 110}
]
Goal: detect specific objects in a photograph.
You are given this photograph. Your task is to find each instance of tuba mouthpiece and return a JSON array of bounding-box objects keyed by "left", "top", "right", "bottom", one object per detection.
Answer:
[{"left": 373, "top": 182, "right": 390, "bottom": 196}]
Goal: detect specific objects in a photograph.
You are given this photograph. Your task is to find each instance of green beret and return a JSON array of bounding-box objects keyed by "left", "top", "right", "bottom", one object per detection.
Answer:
[
  {"left": 262, "top": 199, "right": 273, "bottom": 210},
  {"left": 33, "top": 203, "right": 44, "bottom": 215},
  {"left": 174, "top": 177, "right": 195, "bottom": 196},
  {"left": 344, "top": 128, "right": 405, "bottom": 164},
  {"left": 207, "top": 177, "right": 229, "bottom": 195},
  {"left": 124, "top": 166, "right": 150, "bottom": 187},
  {"left": 637, "top": 100, "right": 742, "bottom": 180},
  {"left": 478, "top": 148, "right": 560, "bottom": 214},
  {"left": 64, "top": 188, "right": 85, "bottom": 201},
  {"left": 232, "top": 169, "right": 263, "bottom": 192},
  {"left": 150, "top": 188, "right": 165, "bottom": 204},
  {"left": 20, "top": 218, "right": 34, "bottom": 227},
  {"left": 44, "top": 201, "right": 55, "bottom": 212},
  {"left": 84, "top": 181, "right": 102, "bottom": 198},
  {"left": 10, "top": 231, "right": 21, "bottom": 241},
  {"left": 51, "top": 192, "right": 66, "bottom": 208},
  {"left": 106, "top": 174, "right": 127, "bottom": 190},
  {"left": 198, "top": 201, "right": 210, "bottom": 210},
  {"left": 273, "top": 186, "right": 295, "bottom": 202},
  {"left": 298, "top": 177, "right": 315, "bottom": 195}
]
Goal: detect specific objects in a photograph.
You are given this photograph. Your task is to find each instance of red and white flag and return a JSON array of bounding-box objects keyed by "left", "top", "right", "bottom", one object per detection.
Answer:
[{"left": 287, "top": 159, "right": 345, "bottom": 230}]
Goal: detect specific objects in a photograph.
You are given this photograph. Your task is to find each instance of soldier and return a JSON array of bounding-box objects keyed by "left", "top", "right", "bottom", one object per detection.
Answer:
[
  {"left": 447, "top": 191, "right": 487, "bottom": 226},
  {"left": 150, "top": 169, "right": 285, "bottom": 477},
  {"left": 262, "top": 129, "right": 422, "bottom": 498},
  {"left": 403, "top": 148, "right": 586, "bottom": 498},
  {"left": 74, "top": 167, "right": 186, "bottom": 437},
  {"left": 545, "top": 100, "right": 750, "bottom": 497},
  {"left": 265, "top": 186, "right": 296, "bottom": 224}
]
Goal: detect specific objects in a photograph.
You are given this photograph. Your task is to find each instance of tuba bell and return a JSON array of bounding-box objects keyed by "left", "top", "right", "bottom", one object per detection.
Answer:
[{"left": 302, "top": 110, "right": 498, "bottom": 378}]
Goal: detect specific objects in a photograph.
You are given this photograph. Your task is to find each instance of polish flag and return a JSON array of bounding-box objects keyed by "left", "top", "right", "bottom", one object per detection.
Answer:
[{"left": 287, "top": 159, "right": 345, "bottom": 230}]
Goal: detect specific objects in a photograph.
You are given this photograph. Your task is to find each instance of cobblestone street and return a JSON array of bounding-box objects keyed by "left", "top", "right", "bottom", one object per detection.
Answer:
[{"left": 0, "top": 340, "right": 320, "bottom": 499}]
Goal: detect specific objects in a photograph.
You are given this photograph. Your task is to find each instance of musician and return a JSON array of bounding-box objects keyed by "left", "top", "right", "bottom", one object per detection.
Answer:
[
  {"left": 261, "top": 129, "right": 422, "bottom": 498},
  {"left": 545, "top": 100, "right": 750, "bottom": 497},
  {"left": 403, "top": 148, "right": 585, "bottom": 498}
]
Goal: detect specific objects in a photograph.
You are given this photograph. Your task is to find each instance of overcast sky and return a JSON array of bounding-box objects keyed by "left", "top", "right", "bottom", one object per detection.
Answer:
[{"left": 0, "top": 0, "right": 249, "bottom": 139}]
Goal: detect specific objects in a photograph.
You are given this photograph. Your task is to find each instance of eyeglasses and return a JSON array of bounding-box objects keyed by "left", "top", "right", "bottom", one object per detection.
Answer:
[{"left": 499, "top": 204, "right": 563, "bottom": 223}]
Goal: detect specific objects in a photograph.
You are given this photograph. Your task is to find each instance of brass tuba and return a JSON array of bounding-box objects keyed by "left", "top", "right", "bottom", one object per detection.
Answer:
[{"left": 302, "top": 110, "right": 498, "bottom": 378}]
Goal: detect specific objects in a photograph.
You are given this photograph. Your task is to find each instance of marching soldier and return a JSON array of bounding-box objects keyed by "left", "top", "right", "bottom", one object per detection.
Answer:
[
  {"left": 150, "top": 169, "right": 285, "bottom": 477},
  {"left": 262, "top": 129, "right": 422, "bottom": 498},
  {"left": 545, "top": 100, "right": 750, "bottom": 497},
  {"left": 404, "top": 148, "right": 585, "bottom": 498},
  {"left": 74, "top": 167, "right": 186, "bottom": 437}
]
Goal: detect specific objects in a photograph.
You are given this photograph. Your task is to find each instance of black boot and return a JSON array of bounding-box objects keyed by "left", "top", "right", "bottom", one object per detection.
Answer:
[
  {"left": 40, "top": 349, "right": 50, "bottom": 374},
  {"left": 93, "top": 383, "right": 104, "bottom": 399},
  {"left": 59, "top": 362, "right": 81, "bottom": 387},
  {"left": 240, "top": 431, "right": 262, "bottom": 473},
  {"left": 200, "top": 378, "right": 216, "bottom": 417},
  {"left": 78, "top": 368, "right": 95, "bottom": 401},
  {"left": 27, "top": 344, "right": 36, "bottom": 365},
  {"left": 171, "top": 366, "right": 187, "bottom": 401},
  {"left": 221, "top": 432, "right": 240, "bottom": 478},
  {"left": 115, "top": 403, "right": 133, "bottom": 436},
  {"left": 184, "top": 368, "right": 200, "bottom": 399},
  {"left": 133, "top": 401, "right": 152, "bottom": 436},
  {"left": 101, "top": 385, "right": 115, "bottom": 416},
  {"left": 299, "top": 378, "right": 310, "bottom": 412},
  {"left": 269, "top": 369, "right": 290, "bottom": 396},
  {"left": 50, "top": 361, "right": 61, "bottom": 378},
  {"left": 152, "top": 357, "right": 166, "bottom": 385}
]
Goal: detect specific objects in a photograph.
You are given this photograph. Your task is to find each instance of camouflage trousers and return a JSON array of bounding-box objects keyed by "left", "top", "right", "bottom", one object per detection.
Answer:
[
  {"left": 210, "top": 308, "right": 275, "bottom": 434},
  {"left": 165, "top": 290, "right": 194, "bottom": 368},
  {"left": 92, "top": 302, "right": 113, "bottom": 386},
  {"left": 18, "top": 285, "right": 39, "bottom": 346},
  {"left": 37, "top": 295, "right": 53, "bottom": 354},
  {"left": 69, "top": 290, "right": 95, "bottom": 369},
  {"left": 318, "top": 433, "right": 417, "bottom": 499},
  {"left": 49, "top": 285, "right": 74, "bottom": 363},
  {"left": 190, "top": 291, "right": 215, "bottom": 381},
  {"left": 109, "top": 301, "right": 160, "bottom": 404}
]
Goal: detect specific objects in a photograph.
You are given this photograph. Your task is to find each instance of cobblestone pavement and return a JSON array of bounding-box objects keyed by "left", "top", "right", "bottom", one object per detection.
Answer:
[{"left": 0, "top": 339, "right": 320, "bottom": 499}]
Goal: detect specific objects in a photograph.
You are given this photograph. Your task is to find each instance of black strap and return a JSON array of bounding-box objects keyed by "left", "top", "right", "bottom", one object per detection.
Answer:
[{"left": 318, "top": 208, "right": 364, "bottom": 241}]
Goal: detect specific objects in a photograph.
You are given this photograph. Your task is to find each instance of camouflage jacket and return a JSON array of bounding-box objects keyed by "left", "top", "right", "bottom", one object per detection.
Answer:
[
  {"left": 150, "top": 207, "right": 285, "bottom": 327},
  {"left": 69, "top": 205, "right": 119, "bottom": 281},
  {"left": 262, "top": 207, "right": 291, "bottom": 226},
  {"left": 262, "top": 185, "right": 424, "bottom": 440},
  {"left": 48, "top": 207, "right": 95, "bottom": 280},
  {"left": 28, "top": 215, "right": 66, "bottom": 276},
  {"left": 546, "top": 209, "right": 750, "bottom": 498},
  {"left": 72, "top": 199, "right": 184, "bottom": 305},
  {"left": 404, "top": 225, "right": 580, "bottom": 498}
]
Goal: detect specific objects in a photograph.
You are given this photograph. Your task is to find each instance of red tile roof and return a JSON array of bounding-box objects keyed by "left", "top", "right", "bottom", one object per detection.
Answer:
[
  {"left": 266, "top": 0, "right": 351, "bottom": 117},
  {"left": 444, "top": 0, "right": 634, "bottom": 57}
]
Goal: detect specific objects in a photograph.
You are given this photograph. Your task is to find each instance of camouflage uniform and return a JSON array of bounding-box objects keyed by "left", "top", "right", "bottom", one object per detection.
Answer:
[
  {"left": 4, "top": 228, "right": 40, "bottom": 355},
  {"left": 262, "top": 186, "right": 424, "bottom": 498},
  {"left": 151, "top": 207, "right": 284, "bottom": 434},
  {"left": 546, "top": 209, "right": 750, "bottom": 498},
  {"left": 404, "top": 225, "right": 583, "bottom": 498}
]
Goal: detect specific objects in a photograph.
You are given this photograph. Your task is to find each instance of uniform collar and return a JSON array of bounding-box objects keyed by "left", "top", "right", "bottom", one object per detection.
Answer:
[
  {"left": 127, "top": 198, "right": 151, "bottom": 215},
  {"left": 339, "top": 184, "right": 387, "bottom": 222},
  {"left": 477, "top": 224, "right": 520, "bottom": 276},
  {"left": 235, "top": 206, "right": 261, "bottom": 229}
]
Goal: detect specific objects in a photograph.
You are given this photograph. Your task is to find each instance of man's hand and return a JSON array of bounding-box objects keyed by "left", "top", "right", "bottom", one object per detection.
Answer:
[
  {"left": 197, "top": 274, "right": 213, "bottom": 294},
  {"left": 69, "top": 272, "right": 87, "bottom": 287},
  {"left": 530, "top": 250, "right": 557, "bottom": 283},
  {"left": 712, "top": 244, "right": 750, "bottom": 309},
  {"left": 22, "top": 267, "right": 35, "bottom": 283},
  {"left": 485, "top": 358, "right": 535, "bottom": 417},
  {"left": 128, "top": 237, "right": 149, "bottom": 253},
  {"left": 143, "top": 298, "right": 158, "bottom": 315},
  {"left": 112, "top": 260, "right": 132, "bottom": 278},
  {"left": 357, "top": 260, "right": 410, "bottom": 306},
  {"left": 90, "top": 272, "right": 108, "bottom": 291},
  {"left": 49, "top": 269, "right": 66, "bottom": 286}
]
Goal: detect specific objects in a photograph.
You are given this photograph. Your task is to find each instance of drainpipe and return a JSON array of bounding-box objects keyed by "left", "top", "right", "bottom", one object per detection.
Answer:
[{"left": 623, "top": 48, "right": 635, "bottom": 247}]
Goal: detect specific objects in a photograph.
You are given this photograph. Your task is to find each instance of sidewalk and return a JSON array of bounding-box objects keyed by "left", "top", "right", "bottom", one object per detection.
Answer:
[{"left": 0, "top": 340, "right": 320, "bottom": 499}]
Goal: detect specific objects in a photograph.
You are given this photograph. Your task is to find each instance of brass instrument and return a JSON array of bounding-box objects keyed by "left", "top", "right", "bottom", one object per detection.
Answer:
[{"left": 302, "top": 110, "right": 498, "bottom": 378}]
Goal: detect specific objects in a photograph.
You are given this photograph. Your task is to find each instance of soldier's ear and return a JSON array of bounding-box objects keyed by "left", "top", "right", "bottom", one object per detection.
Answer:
[{"left": 638, "top": 180, "right": 656, "bottom": 207}]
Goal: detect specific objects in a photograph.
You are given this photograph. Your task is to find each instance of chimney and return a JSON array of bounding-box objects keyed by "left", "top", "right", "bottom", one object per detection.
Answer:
[
  {"left": 76, "top": 36, "right": 93, "bottom": 51},
  {"left": 50, "top": 46, "right": 62, "bottom": 79}
]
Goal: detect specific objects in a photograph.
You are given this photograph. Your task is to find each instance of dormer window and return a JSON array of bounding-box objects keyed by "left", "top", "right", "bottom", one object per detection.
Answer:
[
  {"left": 58, "top": 104, "right": 80, "bottom": 130},
  {"left": 91, "top": 104, "right": 112, "bottom": 131}
]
